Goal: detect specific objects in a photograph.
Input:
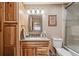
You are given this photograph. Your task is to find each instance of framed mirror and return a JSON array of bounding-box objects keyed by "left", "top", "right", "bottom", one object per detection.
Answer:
[{"left": 28, "top": 15, "right": 42, "bottom": 36}]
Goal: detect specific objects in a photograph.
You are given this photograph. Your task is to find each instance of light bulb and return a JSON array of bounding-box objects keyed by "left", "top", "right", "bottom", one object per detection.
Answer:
[
  {"left": 32, "top": 9, "right": 35, "bottom": 14},
  {"left": 27, "top": 10, "right": 30, "bottom": 14},
  {"left": 41, "top": 10, "right": 44, "bottom": 14},
  {"left": 37, "top": 9, "right": 39, "bottom": 14}
]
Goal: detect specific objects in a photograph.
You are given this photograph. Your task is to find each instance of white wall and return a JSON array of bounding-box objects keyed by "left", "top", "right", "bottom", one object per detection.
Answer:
[
  {"left": 22, "top": 4, "right": 66, "bottom": 39},
  {"left": 19, "top": 3, "right": 28, "bottom": 34}
]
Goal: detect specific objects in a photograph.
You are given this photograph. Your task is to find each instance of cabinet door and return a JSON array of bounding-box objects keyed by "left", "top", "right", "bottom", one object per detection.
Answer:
[
  {"left": 0, "top": 2, "right": 4, "bottom": 56},
  {"left": 5, "top": 2, "right": 16, "bottom": 21},
  {"left": 0, "top": 3, "right": 3, "bottom": 53},
  {"left": 3, "top": 24, "right": 16, "bottom": 56},
  {"left": 4, "top": 46, "right": 16, "bottom": 56},
  {"left": 4, "top": 24, "right": 16, "bottom": 46},
  {"left": 0, "top": 3, "right": 2, "bottom": 32},
  {"left": 22, "top": 48, "right": 35, "bottom": 56},
  {"left": 36, "top": 47, "right": 49, "bottom": 56}
]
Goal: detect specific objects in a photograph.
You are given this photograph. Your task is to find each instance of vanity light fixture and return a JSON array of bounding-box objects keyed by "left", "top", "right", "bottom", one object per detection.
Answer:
[{"left": 27, "top": 9, "right": 44, "bottom": 14}]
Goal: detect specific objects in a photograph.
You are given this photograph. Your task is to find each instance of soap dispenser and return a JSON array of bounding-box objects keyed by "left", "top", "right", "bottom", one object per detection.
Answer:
[{"left": 20, "top": 28, "right": 24, "bottom": 39}]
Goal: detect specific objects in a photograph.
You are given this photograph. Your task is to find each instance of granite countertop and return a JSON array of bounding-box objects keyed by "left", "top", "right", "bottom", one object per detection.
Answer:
[{"left": 20, "top": 37, "right": 50, "bottom": 41}]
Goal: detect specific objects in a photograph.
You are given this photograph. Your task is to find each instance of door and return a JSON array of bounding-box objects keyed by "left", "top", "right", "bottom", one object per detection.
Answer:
[
  {"left": 3, "top": 24, "right": 16, "bottom": 56},
  {"left": 0, "top": 2, "right": 18, "bottom": 56},
  {"left": 0, "top": 2, "right": 4, "bottom": 56},
  {"left": 3, "top": 2, "right": 18, "bottom": 56}
]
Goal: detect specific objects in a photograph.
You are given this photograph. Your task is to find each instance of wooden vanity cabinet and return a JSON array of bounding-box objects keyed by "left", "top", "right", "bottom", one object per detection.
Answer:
[{"left": 20, "top": 41, "right": 49, "bottom": 56}]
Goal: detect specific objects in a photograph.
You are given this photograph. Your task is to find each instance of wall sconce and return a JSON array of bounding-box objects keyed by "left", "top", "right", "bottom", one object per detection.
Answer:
[{"left": 27, "top": 9, "right": 44, "bottom": 14}]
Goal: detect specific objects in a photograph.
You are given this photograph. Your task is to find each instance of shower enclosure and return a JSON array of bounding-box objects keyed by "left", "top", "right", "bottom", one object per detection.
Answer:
[{"left": 65, "top": 3, "right": 79, "bottom": 54}]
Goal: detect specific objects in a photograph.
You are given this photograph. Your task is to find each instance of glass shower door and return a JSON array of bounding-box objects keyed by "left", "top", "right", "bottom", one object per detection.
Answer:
[{"left": 65, "top": 3, "right": 79, "bottom": 54}]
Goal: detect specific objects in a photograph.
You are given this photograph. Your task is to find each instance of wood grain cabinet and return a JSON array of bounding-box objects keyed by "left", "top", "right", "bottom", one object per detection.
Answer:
[
  {"left": 3, "top": 24, "right": 16, "bottom": 56},
  {"left": 36, "top": 47, "right": 49, "bottom": 56},
  {"left": 22, "top": 48, "right": 35, "bottom": 56},
  {"left": 5, "top": 2, "right": 16, "bottom": 21},
  {"left": 3, "top": 3, "right": 17, "bottom": 56},
  {"left": 0, "top": 2, "right": 4, "bottom": 55},
  {"left": 3, "top": 2, "right": 18, "bottom": 56},
  {"left": 20, "top": 41, "right": 49, "bottom": 56},
  {"left": 0, "top": 2, "right": 18, "bottom": 56}
]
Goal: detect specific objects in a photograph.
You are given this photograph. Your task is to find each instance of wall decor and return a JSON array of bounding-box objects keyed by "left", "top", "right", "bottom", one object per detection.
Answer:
[{"left": 48, "top": 15, "right": 57, "bottom": 26}]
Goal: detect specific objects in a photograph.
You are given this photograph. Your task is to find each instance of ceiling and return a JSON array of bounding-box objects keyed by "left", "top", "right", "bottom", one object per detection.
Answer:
[{"left": 23, "top": 2, "right": 69, "bottom": 5}]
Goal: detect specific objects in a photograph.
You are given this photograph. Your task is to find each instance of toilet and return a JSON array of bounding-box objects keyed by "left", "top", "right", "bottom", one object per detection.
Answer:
[{"left": 53, "top": 38, "right": 72, "bottom": 56}]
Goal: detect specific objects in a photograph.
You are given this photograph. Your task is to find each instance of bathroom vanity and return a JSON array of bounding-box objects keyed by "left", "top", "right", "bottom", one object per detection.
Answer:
[
  {"left": 20, "top": 14, "right": 50, "bottom": 56},
  {"left": 20, "top": 37, "right": 50, "bottom": 56}
]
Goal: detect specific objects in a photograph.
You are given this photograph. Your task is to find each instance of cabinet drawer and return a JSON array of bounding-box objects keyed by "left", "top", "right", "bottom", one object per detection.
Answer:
[
  {"left": 36, "top": 47, "right": 49, "bottom": 56},
  {"left": 21, "top": 41, "right": 49, "bottom": 47}
]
